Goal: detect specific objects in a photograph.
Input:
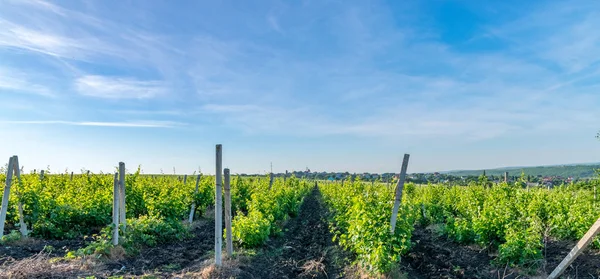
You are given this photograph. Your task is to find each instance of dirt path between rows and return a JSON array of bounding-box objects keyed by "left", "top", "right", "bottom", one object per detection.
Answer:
[
  {"left": 238, "top": 187, "right": 350, "bottom": 279},
  {"left": 0, "top": 237, "right": 87, "bottom": 266},
  {"left": 402, "top": 225, "right": 600, "bottom": 278},
  {"left": 0, "top": 217, "right": 216, "bottom": 278},
  {"left": 105, "top": 218, "right": 215, "bottom": 277}
]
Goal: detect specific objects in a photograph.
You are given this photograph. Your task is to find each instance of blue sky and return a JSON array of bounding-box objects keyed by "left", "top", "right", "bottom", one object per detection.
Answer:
[{"left": 1, "top": 0, "right": 599, "bottom": 175}]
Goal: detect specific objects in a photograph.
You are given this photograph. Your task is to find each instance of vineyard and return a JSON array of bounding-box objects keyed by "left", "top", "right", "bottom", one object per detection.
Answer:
[
  {"left": 1, "top": 156, "right": 600, "bottom": 278},
  {"left": 320, "top": 178, "right": 600, "bottom": 277}
]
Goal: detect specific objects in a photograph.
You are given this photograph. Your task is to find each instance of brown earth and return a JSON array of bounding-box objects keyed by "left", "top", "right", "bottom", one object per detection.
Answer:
[
  {"left": 0, "top": 237, "right": 87, "bottom": 265},
  {"left": 543, "top": 239, "right": 600, "bottom": 278},
  {"left": 103, "top": 218, "right": 215, "bottom": 277},
  {"left": 0, "top": 218, "right": 216, "bottom": 278},
  {"left": 237, "top": 187, "right": 351, "bottom": 279},
  {"left": 401, "top": 225, "right": 600, "bottom": 279}
]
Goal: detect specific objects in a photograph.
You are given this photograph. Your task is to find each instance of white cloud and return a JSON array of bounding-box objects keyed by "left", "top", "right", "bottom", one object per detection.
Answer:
[
  {"left": 0, "top": 120, "right": 182, "bottom": 128},
  {"left": 486, "top": 1, "right": 600, "bottom": 73},
  {"left": 0, "top": 67, "right": 56, "bottom": 97},
  {"left": 75, "top": 75, "right": 166, "bottom": 99},
  {"left": 1, "top": 0, "right": 599, "bottom": 143}
]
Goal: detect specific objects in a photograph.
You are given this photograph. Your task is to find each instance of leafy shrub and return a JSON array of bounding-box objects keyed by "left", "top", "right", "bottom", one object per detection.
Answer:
[
  {"left": 0, "top": 230, "right": 21, "bottom": 244},
  {"left": 405, "top": 180, "right": 600, "bottom": 266},
  {"left": 70, "top": 216, "right": 189, "bottom": 258},
  {"left": 230, "top": 176, "right": 311, "bottom": 248},
  {"left": 321, "top": 179, "right": 414, "bottom": 273},
  {"left": 232, "top": 210, "right": 271, "bottom": 247},
  {"left": 0, "top": 169, "right": 214, "bottom": 240}
]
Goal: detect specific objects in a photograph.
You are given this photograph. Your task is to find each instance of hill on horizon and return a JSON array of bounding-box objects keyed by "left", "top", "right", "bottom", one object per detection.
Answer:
[{"left": 442, "top": 163, "right": 600, "bottom": 179}]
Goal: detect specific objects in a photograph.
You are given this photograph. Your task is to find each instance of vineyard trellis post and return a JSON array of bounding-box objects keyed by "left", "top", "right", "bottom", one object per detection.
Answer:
[
  {"left": 215, "top": 144, "right": 223, "bottom": 266},
  {"left": 112, "top": 172, "right": 119, "bottom": 245},
  {"left": 12, "top": 157, "right": 29, "bottom": 237},
  {"left": 70, "top": 172, "right": 73, "bottom": 181},
  {"left": 1, "top": 156, "right": 29, "bottom": 237},
  {"left": 390, "top": 154, "right": 410, "bottom": 234},
  {"left": 269, "top": 172, "right": 273, "bottom": 189},
  {"left": 0, "top": 156, "right": 15, "bottom": 237},
  {"left": 119, "top": 162, "right": 126, "bottom": 232},
  {"left": 39, "top": 170, "right": 44, "bottom": 180},
  {"left": 548, "top": 217, "right": 600, "bottom": 279},
  {"left": 188, "top": 174, "right": 202, "bottom": 223},
  {"left": 224, "top": 168, "right": 233, "bottom": 256}
]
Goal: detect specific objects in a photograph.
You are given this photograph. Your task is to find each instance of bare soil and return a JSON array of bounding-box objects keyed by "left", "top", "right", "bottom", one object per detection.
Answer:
[
  {"left": 543, "top": 239, "right": 600, "bottom": 278},
  {"left": 104, "top": 218, "right": 215, "bottom": 277},
  {"left": 401, "top": 225, "right": 600, "bottom": 278},
  {"left": 0, "top": 219, "right": 215, "bottom": 278},
  {"left": 0, "top": 237, "right": 86, "bottom": 265},
  {"left": 238, "top": 187, "right": 351, "bottom": 279}
]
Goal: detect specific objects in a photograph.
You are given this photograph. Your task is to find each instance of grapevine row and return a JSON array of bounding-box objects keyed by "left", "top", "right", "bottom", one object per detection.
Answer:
[{"left": 320, "top": 178, "right": 600, "bottom": 274}]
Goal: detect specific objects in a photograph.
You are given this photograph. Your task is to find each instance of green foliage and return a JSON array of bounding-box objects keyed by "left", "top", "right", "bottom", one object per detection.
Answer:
[
  {"left": 0, "top": 170, "right": 214, "bottom": 239},
  {"left": 123, "top": 216, "right": 190, "bottom": 249},
  {"left": 70, "top": 217, "right": 190, "bottom": 259},
  {"left": 321, "top": 179, "right": 414, "bottom": 273},
  {"left": 67, "top": 226, "right": 115, "bottom": 259},
  {"left": 0, "top": 230, "right": 21, "bottom": 244},
  {"left": 231, "top": 176, "right": 311, "bottom": 248},
  {"left": 405, "top": 180, "right": 600, "bottom": 266},
  {"left": 231, "top": 210, "right": 271, "bottom": 247}
]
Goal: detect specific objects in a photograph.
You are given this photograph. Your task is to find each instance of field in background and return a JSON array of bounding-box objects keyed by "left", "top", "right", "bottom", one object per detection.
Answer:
[{"left": 1, "top": 168, "right": 599, "bottom": 278}]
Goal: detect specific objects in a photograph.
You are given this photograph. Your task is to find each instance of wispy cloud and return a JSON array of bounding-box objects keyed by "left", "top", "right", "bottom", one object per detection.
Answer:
[
  {"left": 0, "top": 67, "right": 55, "bottom": 97},
  {"left": 0, "top": 120, "right": 182, "bottom": 128},
  {"left": 2, "top": 0, "right": 600, "bottom": 173},
  {"left": 75, "top": 75, "right": 166, "bottom": 99},
  {"left": 267, "top": 14, "right": 283, "bottom": 34},
  {"left": 485, "top": 1, "right": 600, "bottom": 74},
  {"left": 201, "top": 104, "right": 263, "bottom": 113},
  {"left": 0, "top": 18, "right": 122, "bottom": 63},
  {"left": 113, "top": 109, "right": 187, "bottom": 116},
  {"left": 1, "top": 0, "right": 599, "bottom": 145}
]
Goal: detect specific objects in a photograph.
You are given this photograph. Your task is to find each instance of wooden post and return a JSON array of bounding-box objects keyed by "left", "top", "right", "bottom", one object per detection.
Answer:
[
  {"left": 0, "top": 156, "right": 15, "bottom": 237},
  {"left": 284, "top": 170, "right": 288, "bottom": 185},
  {"left": 11, "top": 157, "right": 28, "bottom": 237},
  {"left": 188, "top": 174, "right": 202, "bottom": 223},
  {"left": 504, "top": 172, "right": 508, "bottom": 183},
  {"left": 118, "top": 162, "right": 126, "bottom": 232},
  {"left": 269, "top": 173, "right": 274, "bottom": 189},
  {"left": 215, "top": 144, "right": 223, "bottom": 266},
  {"left": 70, "top": 172, "right": 73, "bottom": 181},
  {"left": 112, "top": 172, "right": 119, "bottom": 245},
  {"left": 39, "top": 170, "right": 44, "bottom": 180},
  {"left": 87, "top": 170, "right": 90, "bottom": 176},
  {"left": 183, "top": 174, "right": 187, "bottom": 184},
  {"left": 390, "top": 154, "right": 410, "bottom": 234},
  {"left": 224, "top": 168, "right": 233, "bottom": 256},
  {"left": 548, "top": 217, "right": 600, "bottom": 279}
]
